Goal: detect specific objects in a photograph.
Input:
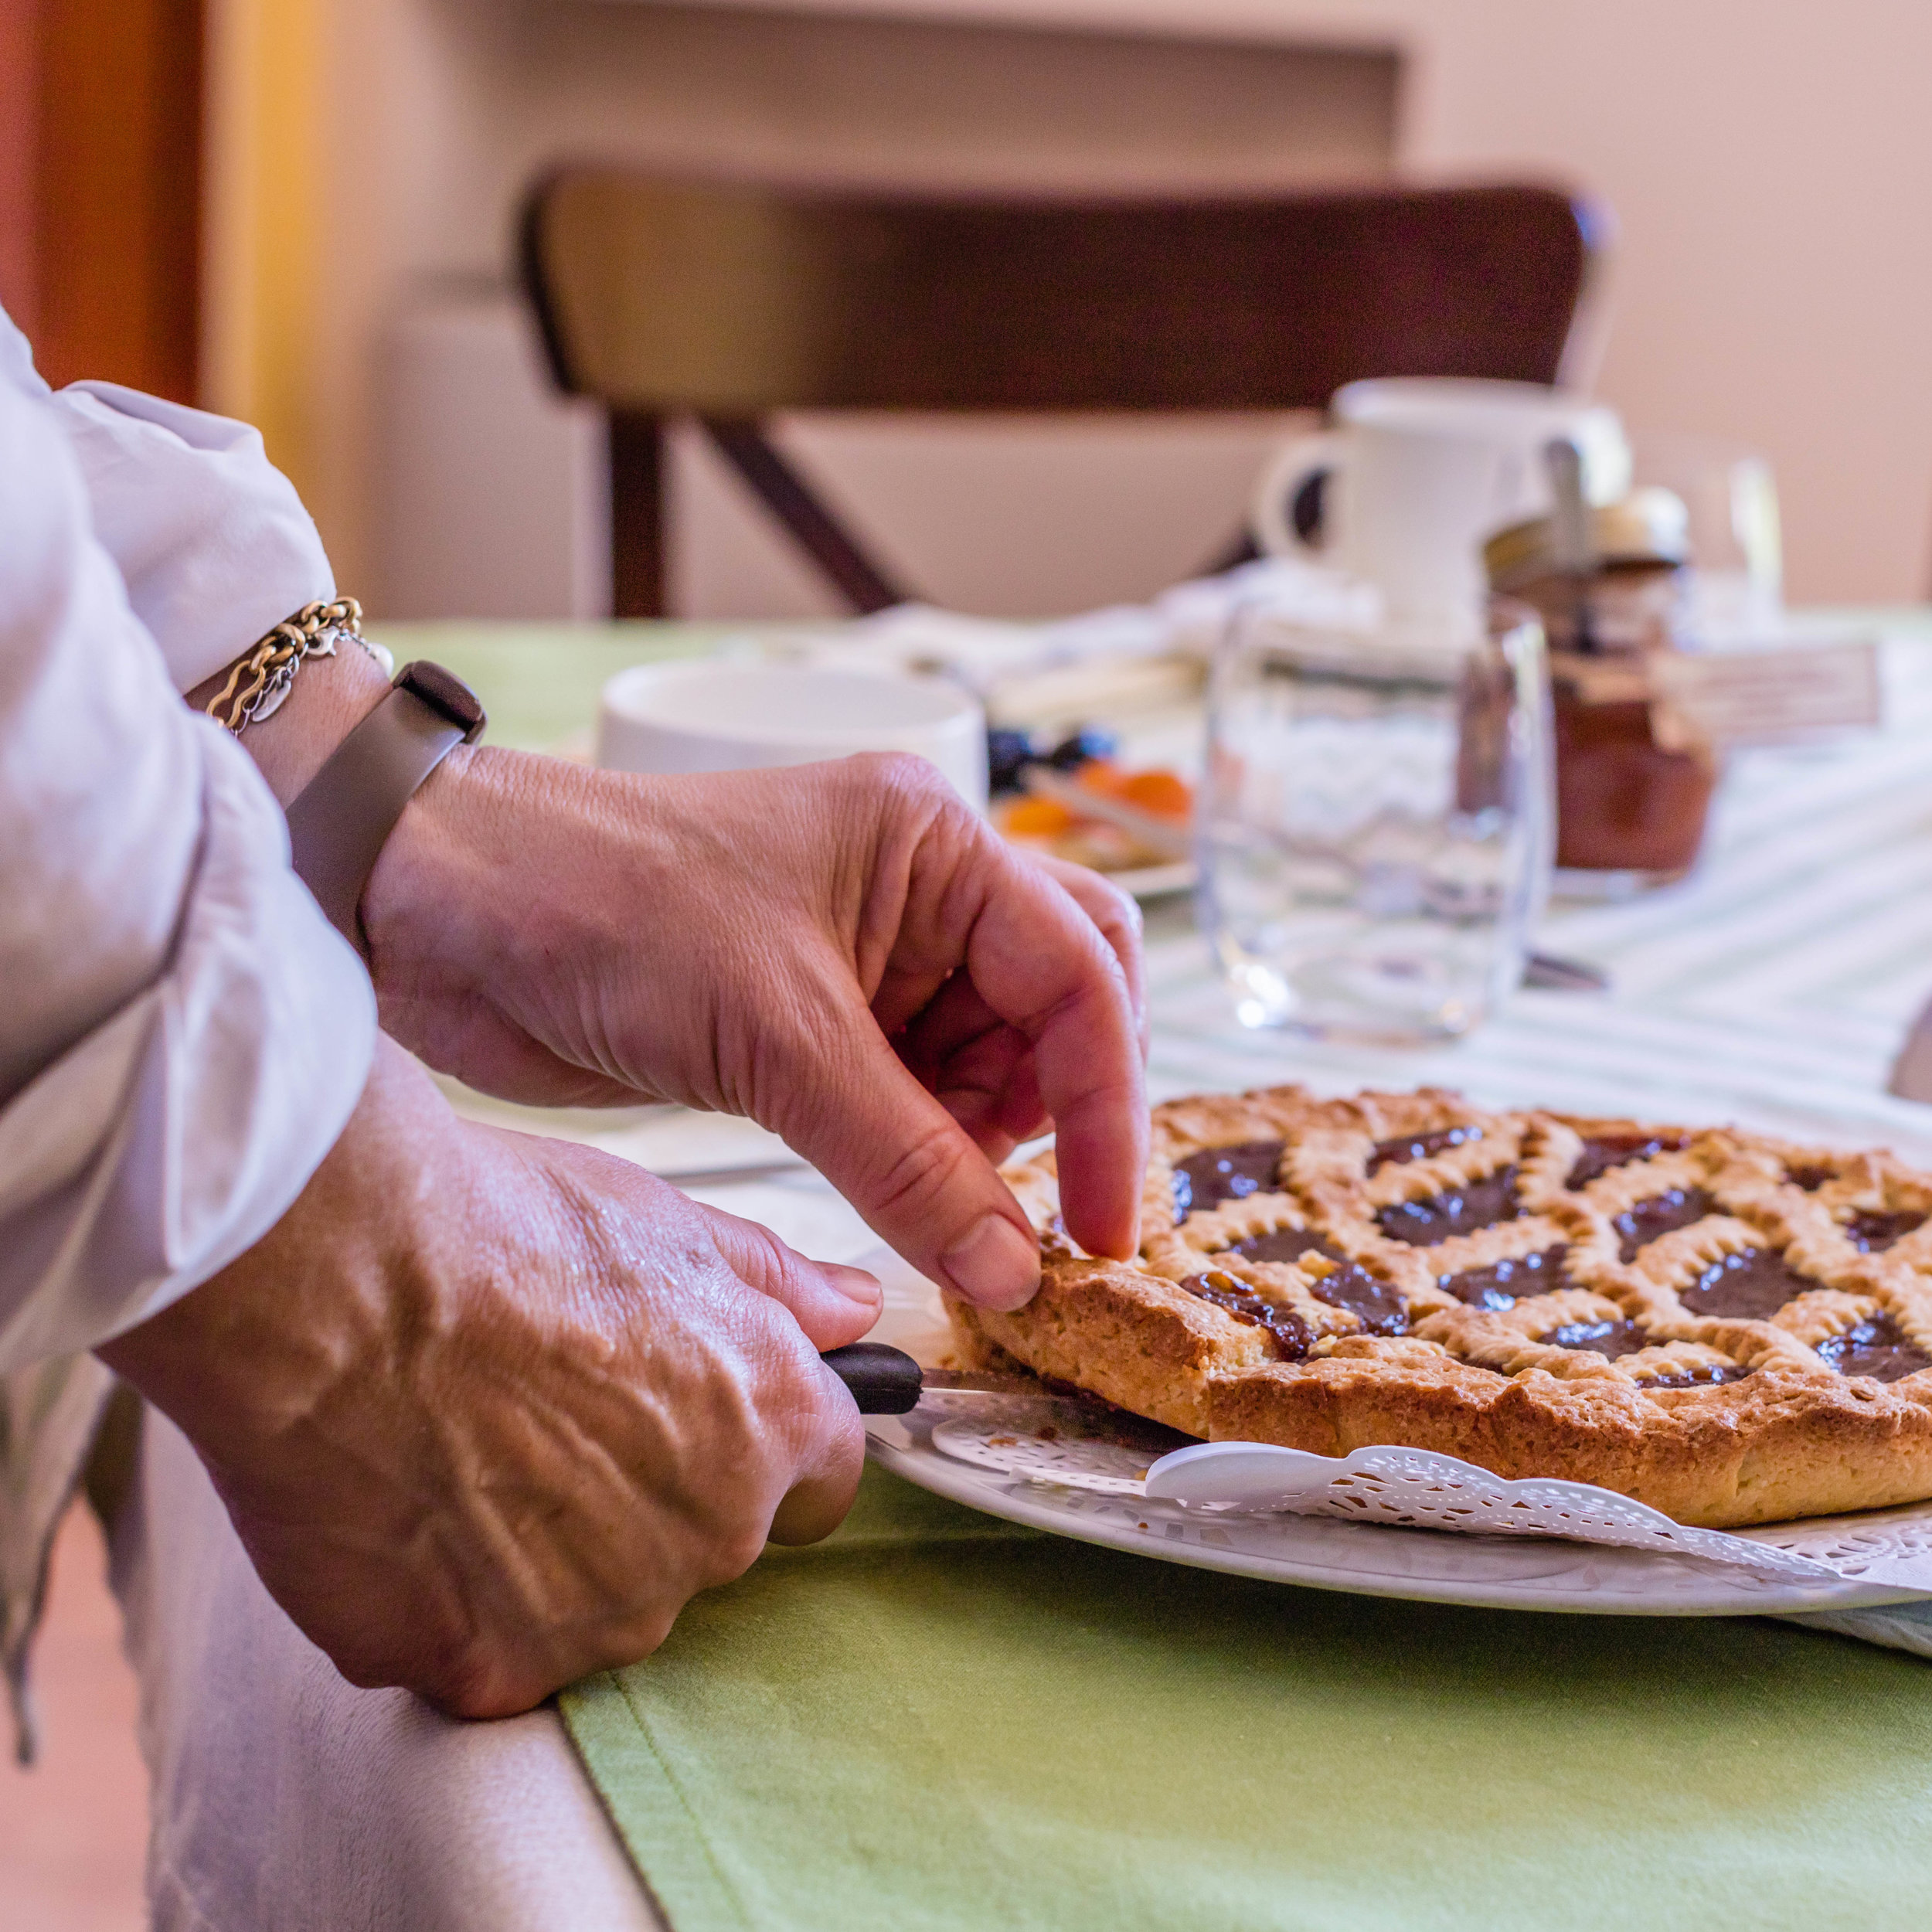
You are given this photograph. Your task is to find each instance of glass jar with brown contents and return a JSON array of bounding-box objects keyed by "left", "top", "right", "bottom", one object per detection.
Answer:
[{"left": 1486, "top": 489, "right": 1716, "bottom": 887}]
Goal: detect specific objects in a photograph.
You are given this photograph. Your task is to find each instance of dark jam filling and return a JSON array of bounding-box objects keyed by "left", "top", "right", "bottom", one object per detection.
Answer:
[
  {"left": 1440, "top": 1246, "right": 1571, "bottom": 1311},
  {"left": 1227, "top": 1225, "right": 1345, "bottom": 1268},
  {"left": 1182, "top": 1261, "right": 1409, "bottom": 1355},
  {"left": 1172, "top": 1141, "right": 1285, "bottom": 1220},
  {"left": 1635, "top": 1362, "right": 1755, "bottom": 1390},
  {"left": 1614, "top": 1189, "right": 1716, "bottom": 1262},
  {"left": 1845, "top": 1209, "right": 1928, "bottom": 1253},
  {"left": 1787, "top": 1164, "right": 1837, "bottom": 1192},
  {"left": 1817, "top": 1313, "right": 1932, "bottom": 1383},
  {"left": 1182, "top": 1274, "right": 1312, "bottom": 1361},
  {"left": 1566, "top": 1133, "right": 1689, "bottom": 1190},
  {"left": 1309, "top": 1264, "right": 1409, "bottom": 1337},
  {"left": 1535, "top": 1316, "right": 1753, "bottom": 1386},
  {"left": 1679, "top": 1248, "right": 1824, "bottom": 1321},
  {"left": 1377, "top": 1168, "right": 1522, "bottom": 1247},
  {"left": 1538, "top": 1317, "right": 1654, "bottom": 1361},
  {"left": 1369, "top": 1125, "right": 1481, "bottom": 1174}
]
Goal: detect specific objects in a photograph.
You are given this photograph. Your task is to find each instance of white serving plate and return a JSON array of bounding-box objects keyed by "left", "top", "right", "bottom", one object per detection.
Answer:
[
  {"left": 863, "top": 1406, "right": 1927, "bottom": 1617},
  {"left": 1106, "top": 859, "right": 1196, "bottom": 901}
]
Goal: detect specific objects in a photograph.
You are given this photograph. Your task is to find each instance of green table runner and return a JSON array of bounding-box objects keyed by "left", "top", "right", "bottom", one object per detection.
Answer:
[
  {"left": 376, "top": 621, "right": 749, "bottom": 750},
  {"left": 563, "top": 1465, "right": 1932, "bottom": 1932}
]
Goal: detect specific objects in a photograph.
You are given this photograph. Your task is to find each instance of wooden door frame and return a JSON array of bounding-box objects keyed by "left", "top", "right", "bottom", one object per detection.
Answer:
[{"left": 0, "top": 0, "right": 202, "bottom": 401}]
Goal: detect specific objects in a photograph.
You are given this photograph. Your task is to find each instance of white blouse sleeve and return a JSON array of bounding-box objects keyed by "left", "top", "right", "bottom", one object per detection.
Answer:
[
  {"left": 0, "top": 337, "right": 375, "bottom": 1368},
  {"left": 2, "top": 308, "right": 335, "bottom": 692}
]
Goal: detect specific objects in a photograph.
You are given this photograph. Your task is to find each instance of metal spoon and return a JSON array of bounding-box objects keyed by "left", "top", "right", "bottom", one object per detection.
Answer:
[
  {"left": 1544, "top": 437, "right": 1599, "bottom": 655},
  {"left": 1525, "top": 951, "right": 1611, "bottom": 992}
]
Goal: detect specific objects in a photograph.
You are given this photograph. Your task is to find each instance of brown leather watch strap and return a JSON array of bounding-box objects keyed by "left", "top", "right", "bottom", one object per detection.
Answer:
[{"left": 285, "top": 660, "right": 485, "bottom": 944}]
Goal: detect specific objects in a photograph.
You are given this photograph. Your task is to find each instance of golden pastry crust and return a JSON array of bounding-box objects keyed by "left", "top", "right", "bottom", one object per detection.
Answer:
[{"left": 946, "top": 1085, "right": 1932, "bottom": 1527}]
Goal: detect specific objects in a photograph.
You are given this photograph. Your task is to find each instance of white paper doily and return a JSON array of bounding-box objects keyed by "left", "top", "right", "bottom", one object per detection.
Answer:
[
  {"left": 1142, "top": 1442, "right": 1838, "bottom": 1585},
  {"left": 867, "top": 1385, "right": 1932, "bottom": 1615},
  {"left": 1739, "top": 1499, "right": 1932, "bottom": 1581}
]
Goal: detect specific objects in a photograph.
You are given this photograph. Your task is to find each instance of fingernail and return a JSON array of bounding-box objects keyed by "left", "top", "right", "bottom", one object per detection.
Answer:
[
  {"left": 821, "top": 1263, "right": 883, "bottom": 1310},
  {"left": 940, "top": 1215, "right": 1040, "bottom": 1311}
]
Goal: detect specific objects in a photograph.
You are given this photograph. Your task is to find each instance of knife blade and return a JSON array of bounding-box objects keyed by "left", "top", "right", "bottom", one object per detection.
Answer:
[{"left": 1889, "top": 992, "right": 1932, "bottom": 1101}]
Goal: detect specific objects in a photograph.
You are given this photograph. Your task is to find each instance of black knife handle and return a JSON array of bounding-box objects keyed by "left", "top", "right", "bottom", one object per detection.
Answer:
[{"left": 820, "top": 1342, "right": 923, "bottom": 1414}]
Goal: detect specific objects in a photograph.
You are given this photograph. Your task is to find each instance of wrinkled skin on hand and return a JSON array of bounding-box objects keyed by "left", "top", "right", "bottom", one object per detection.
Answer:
[
  {"left": 101, "top": 1043, "right": 872, "bottom": 1719},
  {"left": 364, "top": 749, "right": 1150, "bottom": 1310},
  {"left": 137, "top": 654, "right": 1149, "bottom": 1716}
]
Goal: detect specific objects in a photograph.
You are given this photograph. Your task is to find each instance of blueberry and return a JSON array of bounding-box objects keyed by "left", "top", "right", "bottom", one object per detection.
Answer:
[
  {"left": 1046, "top": 726, "right": 1118, "bottom": 770},
  {"left": 986, "top": 729, "right": 1037, "bottom": 795}
]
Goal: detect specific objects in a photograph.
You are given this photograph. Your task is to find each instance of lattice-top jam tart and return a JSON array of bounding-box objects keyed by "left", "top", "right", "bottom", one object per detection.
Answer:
[{"left": 947, "top": 1085, "right": 1932, "bottom": 1528}]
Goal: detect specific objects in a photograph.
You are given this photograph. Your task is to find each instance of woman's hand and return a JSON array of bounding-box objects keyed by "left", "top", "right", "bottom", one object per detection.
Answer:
[
  {"left": 363, "top": 747, "right": 1148, "bottom": 1312},
  {"left": 189, "top": 640, "right": 1148, "bottom": 1313},
  {"left": 100, "top": 1040, "right": 871, "bottom": 1719}
]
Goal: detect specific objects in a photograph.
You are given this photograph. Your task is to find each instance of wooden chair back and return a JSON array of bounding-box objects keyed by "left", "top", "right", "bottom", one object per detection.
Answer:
[{"left": 522, "top": 171, "right": 1600, "bottom": 615}]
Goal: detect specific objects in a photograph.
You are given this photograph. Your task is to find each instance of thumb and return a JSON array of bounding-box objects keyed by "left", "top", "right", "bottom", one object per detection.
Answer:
[
  {"left": 694, "top": 1201, "right": 884, "bottom": 1351},
  {"left": 773, "top": 1020, "right": 1043, "bottom": 1314}
]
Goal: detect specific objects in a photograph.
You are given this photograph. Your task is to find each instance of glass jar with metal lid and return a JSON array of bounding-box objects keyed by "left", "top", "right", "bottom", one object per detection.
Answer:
[{"left": 1485, "top": 488, "right": 1715, "bottom": 889}]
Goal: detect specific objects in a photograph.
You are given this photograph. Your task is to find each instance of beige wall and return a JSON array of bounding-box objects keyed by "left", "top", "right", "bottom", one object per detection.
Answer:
[
  {"left": 236, "top": 0, "right": 1932, "bottom": 611},
  {"left": 1383, "top": 0, "right": 1932, "bottom": 605},
  {"left": 222, "top": 0, "right": 1396, "bottom": 612},
  {"left": 674, "top": 0, "right": 1932, "bottom": 603}
]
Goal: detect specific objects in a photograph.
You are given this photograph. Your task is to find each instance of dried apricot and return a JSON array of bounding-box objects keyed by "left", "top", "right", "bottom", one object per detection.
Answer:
[
  {"left": 1074, "top": 760, "right": 1131, "bottom": 798},
  {"left": 1119, "top": 769, "right": 1193, "bottom": 818},
  {"left": 1000, "top": 796, "right": 1077, "bottom": 837}
]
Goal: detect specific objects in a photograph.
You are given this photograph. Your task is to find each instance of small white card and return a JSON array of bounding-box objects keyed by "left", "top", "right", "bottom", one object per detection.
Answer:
[{"left": 1653, "top": 639, "right": 1883, "bottom": 745}]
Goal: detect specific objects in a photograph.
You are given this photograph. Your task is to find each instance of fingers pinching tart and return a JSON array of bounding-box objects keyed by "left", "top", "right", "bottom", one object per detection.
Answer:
[{"left": 946, "top": 1086, "right": 1932, "bottom": 1528}]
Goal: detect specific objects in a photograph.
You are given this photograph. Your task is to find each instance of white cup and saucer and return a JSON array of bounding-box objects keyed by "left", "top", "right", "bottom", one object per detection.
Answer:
[{"left": 596, "top": 659, "right": 989, "bottom": 808}]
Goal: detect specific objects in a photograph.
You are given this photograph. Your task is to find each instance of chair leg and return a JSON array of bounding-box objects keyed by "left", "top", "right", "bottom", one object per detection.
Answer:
[
  {"left": 700, "top": 417, "right": 907, "bottom": 615},
  {"left": 1198, "top": 529, "right": 1261, "bottom": 577},
  {"left": 610, "top": 410, "right": 664, "bottom": 618}
]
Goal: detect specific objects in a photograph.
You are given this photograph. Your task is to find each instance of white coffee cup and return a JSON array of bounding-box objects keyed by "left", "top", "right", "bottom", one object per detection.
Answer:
[
  {"left": 1251, "top": 379, "right": 1631, "bottom": 621},
  {"left": 596, "top": 660, "right": 989, "bottom": 808},
  {"left": 1334, "top": 378, "right": 1629, "bottom": 516}
]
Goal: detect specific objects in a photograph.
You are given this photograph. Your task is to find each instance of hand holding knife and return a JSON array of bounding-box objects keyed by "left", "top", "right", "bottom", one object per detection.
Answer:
[{"left": 821, "top": 1342, "right": 1027, "bottom": 1413}]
